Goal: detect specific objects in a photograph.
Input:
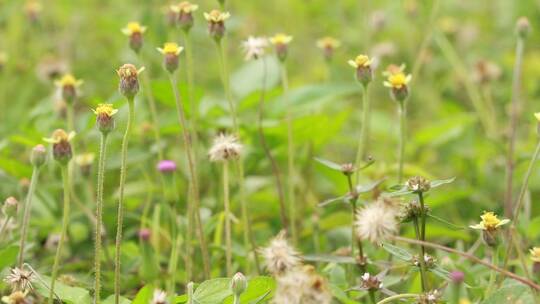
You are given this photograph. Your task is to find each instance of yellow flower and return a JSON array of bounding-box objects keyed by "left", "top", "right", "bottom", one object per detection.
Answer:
[
  {"left": 43, "top": 129, "right": 75, "bottom": 144},
  {"left": 93, "top": 103, "right": 118, "bottom": 117},
  {"left": 348, "top": 54, "right": 372, "bottom": 69},
  {"left": 157, "top": 42, "right": 183, "bottom": 55},
  {"left": 2, "top": 290, "right": 28, "bottom": 304},
  {"left": 316, "top": 37, "right": 341, "bottom": 49},
  {"left": 469, "top": 211, "right": 510, "bottom": 231},
  {"left": 269, "top": 33, "right": 293, "bottom": 45},
  {"left": 171, "top": 1, "right": 199, "bottom": 13},
  {"left": 54, "top": 73, "right": 83, "bottom": 88},
  {"left": 383, "top": 72, "right": 412, "bottom": 89},
  {"left": 75, "top": 153, "right": 95, "bottom": 167},
  {"left": 458, "top": 299, "right": 471, "bottom": 304},
  {"left": 121, "top": 22, "right": 147, "bottom": 36},
  {"left": 204, "top": 10, "right": 230, "bottom": 23},
  {"left": 530, "top": 247, "right": 540, "bottom": 262},
  {"left": 534, "top": 112, "right": 540, "bottom": 122},
  {"left": 116, "top": 64, "right": 145, "bottom": 78}
]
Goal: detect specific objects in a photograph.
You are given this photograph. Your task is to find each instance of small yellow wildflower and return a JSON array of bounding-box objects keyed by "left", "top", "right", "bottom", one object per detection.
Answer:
[
  {"left": 204, "top": 10, "right": 230, "bottom": 23},
  {"left": 316, "top": 37, "right": 341, "bottom": 50},
  {"left": 121, "top": 22, "right": 147, "bottom": 36},
  {"left": 157, "top": 42, "right": 183, "bottom": 55},
  {"left": 348, "top": 54, "right": 372, "bottom": 69},
  {"left": 171, "top": 1, "right": 199, "bottom": 13},
  {"left": 269, "top": 33, "right": 293, "bottom": 45},
  {"left": 43, "top": 129, "right": 75, "bottom": 144},
  {"left": 2, "top": 290, "right": 28, "bottom": 304},
  {"left": 534, "top": 112, "right": 540, "bottom": 122},
  {"left": 469, "top": 211, "right": 510, "bottom": 231},
  {"left": 54, "top": 74, "right": 83, "bottom": 88},
  {"left": 530, "top": 247, "right": 540, "bottom": 262},
  {"left": 383, "top": 72, "right": 412, "bottom": 89},
  {"left": 93, "top": 104, "right": 118, "bottom": 117}
]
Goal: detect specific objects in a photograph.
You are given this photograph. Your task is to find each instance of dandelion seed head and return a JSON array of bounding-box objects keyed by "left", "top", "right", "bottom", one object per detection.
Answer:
[
  {"left": 242, "top": 36, "right": 268, "bottom": 60},
  {"left": 208, "top": 133, "right": 243, "bottom": 162},
  {"left": 260, "top": 231, "right": 301, "bottom": 276},
  {"left": 4, "top": 267, "right": 34, "bottom": 292},
  {"left": 355, "top": 201, "right": 399, "bottom": 243}
]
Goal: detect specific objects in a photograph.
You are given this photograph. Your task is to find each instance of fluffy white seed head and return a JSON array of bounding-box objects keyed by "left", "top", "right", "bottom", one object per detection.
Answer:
[
  {"left": 260, "top": 231, "right": 302, "bottom": 276},
  {"left": 355, "top": 201, "right": 399, "bottom": 244},
  {"left": 208, "top": 133, "right": 243, "bottom": 162},
  {"left": 242, "top": 36, "right": 268, "bottom": 60}
]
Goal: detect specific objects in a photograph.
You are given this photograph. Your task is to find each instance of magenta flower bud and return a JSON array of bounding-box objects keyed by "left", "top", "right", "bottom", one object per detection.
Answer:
[
  {"left": 450, "top": 271, "right": 464, "bottom": 284},
  {"left": 138, "top": 228, "right": 151, "bottom": 242},
  {"left": 157, "top": 160, "right": 177, "bottom": 173}
]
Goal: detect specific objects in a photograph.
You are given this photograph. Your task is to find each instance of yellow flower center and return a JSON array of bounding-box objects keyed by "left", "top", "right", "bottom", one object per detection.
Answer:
[
  {"left": 388, "top": 72, "right": 410, "bottom": 89},
  {"left": 159, "top": 42, "right": 183, "bottom": 55},
  {"left": 480, "top": 212, "right": 501, "bottom": 230},
  {"left": 205, "top": 10, "right": 229, "bottom": 22},
  {"left": 354, "top": 55, "right": 371, "bottom": 67},
  {"left": 177, "top": 1, "right": 198, "bottom": 13},
  {"left": 317, "top": 37, "right": 340, "bottom": 49},
  {"left": 117, "top": 64, "right": 143, "bottom": 78},
  {"left": 127, "top": 22, "right": 144, "bottom": 34},
  {"left": 94, "top": 103, "right": 118, "bottom": 117},
  {"left": 270, "top": 33, "right": 293, "bottom": 45},
  {"left": 51, "top": 129, "right": 69, "bottom": 142},
  {"left": 57, "top": 74, "right": 79, "bottom": 87},
  {"left": 530, "top": 247, "right": 540, "bottom": 262}
]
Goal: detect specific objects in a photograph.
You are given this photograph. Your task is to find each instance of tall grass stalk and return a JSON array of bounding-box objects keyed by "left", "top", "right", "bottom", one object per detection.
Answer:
[
  {"left": 217, "top": 41, "right": 260, "bottom": 269},
  {"left": 504, "top": 34, "right": 526, "bottom": 218},
  {"left": 281, "top": 63, "right": 297, "bottom": 243},
  {"left": 355, "top": 84, "right": 371, "bottom": 184},
  {"left": 94, "top": 133, "right": 108, "bottom": 304},
  {"left": 18, "top": 166, "right": 41, "bottom": 267},
  {"left": 114, "top": 97, "right": 134, "bottom": 304},
  {"left": 223, "top": 162, "right": 232, "bottom": 276},
  {"left": 49, "top": 165, "right": 71, "bottom": 304},
  {"left": 256, "top": 57, "right": 289, "bottom": 231},
  {"left": 169, "top": 74, "right": 211, "bottom": 278}
]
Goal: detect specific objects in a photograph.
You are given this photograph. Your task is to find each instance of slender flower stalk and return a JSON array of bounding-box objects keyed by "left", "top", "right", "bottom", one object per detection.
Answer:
[
  {"left": 504, "top": 17, "right": 530, "bottom": 218},
  {"left": 114, "top": 64, "right": 143, "bottom": 304},
  {"left": 159, "top": 42, "right": 211, "bottom": 278},
  {"left": 344, "top": 170, "right": 366, "bottom": 272},
  {"left": 18, "top": 145, "right": 46, "bottom": 267},
  {"left": 223, "top": 162, "right": 232, "bottom": 276},
  {"left": 92, "top": 104, "right": 117, "bottom": 304}
]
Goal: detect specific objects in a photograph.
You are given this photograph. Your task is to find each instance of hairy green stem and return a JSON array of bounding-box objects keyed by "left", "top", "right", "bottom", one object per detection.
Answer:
[
  {"left": 0, "top": 215, "right": 12, "bottom": 242},
  {"left": 355, "top": 84, "right": 371, "bottom": 184},
  {"left": 397, "top": 102, "right": 406, "bottom": 183},
  {"left": 169, "top": 74, "right": 210, "bottom": 278},
  {"left": 223, "top": 162, "right": 232, "bottom": 276},
  {"left": 376, "top": 294, "right": 418, "bottom": 304},
  {"left": 412, "top": 217, "right": 428, "bottom": 292},
  {"left": 94, "top": 133, "right": 108, "bottom": 304},
  {"left": 281, "top": 63, "right": 297, "bottom": 244},
  {"left": 217, "top": 42, "right": 238, "bottom": 131},
  {"left": 49, "top": 165, "right": 71, "bottom": 304},
  {"left": 167, "top": 193, "right": 179, "bottom": 302},
  {"left": 114, "top": 98, "right": 134, "bottom": 304},
  {"left": 504, "top": 36, "right": 526, "bottom": 218},
  {"left": 18, "top": 166, "right": 40, "bottom": 267},
  {"left": 346, "top": 174, "right": 366, "bottom": 272},
  {"left": 485, "top": 247, "right": 498, "bottom": 297}
]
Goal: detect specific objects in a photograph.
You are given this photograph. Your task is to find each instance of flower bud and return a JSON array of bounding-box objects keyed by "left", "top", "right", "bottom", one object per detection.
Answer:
[
  {"left": 157, "top": 43, "right": 183, "bottom": 74},
  {"left": 340, "top": 163, "right": 355, "bottom": 176},
  {"left": 122, "top": 22, "right": 147, "bottom": 54},
  {"left": 93, "top": 104, "right": 118, "bottom": 134},
  {"left": 2, "top": 197, "right": 18, "bottom": 217},
  {"left": 270, "top": 34, "right": 293, "bottom": 62},
  {"left": 516, "top": 17, "right": 530, "bottom": 39},
  {"left": 317, "top": 37, "right": 341, "bottom": 62},
  {"left": 157, "top": 160, "right": 177, "bottom": 174},
  {"left": 450, "top": 271, "right": 464, "bottom": 284},
  {"left": 482, "top": 229, "right": 498, "bottom": 247},
  {"left": 383, "top": 67, "right": 411, "bottom": 103},
  {"left": 348, "top": 55, "right": 373, "bottom": 86},
  {"left": 117, "top": 64, "right": 143, "bottom": 100},
  {"left": 230, "top": 272, "right": 247, "bottom": 296},
  {"left": 55, "top": 74, "right": 83, "bottom": 104},
  {"left": 138, "top": 228, "right": 151, "bottom": 242},
  {"left": 172, "top": 2, "right": 198, "bottom": 32},
  {"left": 204, "top": 10, "right": 230, "bottom": 42},
  {"left": 406, "top": 176, "right": 431, "bottom": 193},
  {"left": 44, "top": 129, "right": 75, "bottom": 165},
  {"left": 30, "top": 144, "right": 47, "bottom": 167}
]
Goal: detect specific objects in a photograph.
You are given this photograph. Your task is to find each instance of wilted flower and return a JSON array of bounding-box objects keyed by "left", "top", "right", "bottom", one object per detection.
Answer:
[
  {"left": 93, "top": 103, "right": 118, "bottom": 134},
  {"left": 4, "top": 267, "right": 34, "bottom": 291},
  {"left": 122, "top": 22, "right": 147, "bottom": 53},
  {"left": 1, "top": 291, "right": 30, "bottom": 304},
  {"left": 43, "top": 129, "right": 75, "bottom": 164},
  {"left": 406, "top": 176, "right": 431, "bottom": 193},
  {"left": 259, "top": 231, "right": 301, "bottom": 276},
  {"left": 316, "top": 37, "right": 341, "bottom": 61},
  {"left": 150, "top": 289, "right": 168, "bottom": 304},
  {"left": 242, "top": 36, "right": 268, "bottom": 60},
  {"left": 348, "top": 54, "right": 373, "bottom": 85},
  {"left": 171, "top": 1, "right": 198, "bottom": 31},
  {"left": 208, "top": 133, "right": 243, "bottom": 162},
  {"left": 54, "top": 74, "right": 83, "bottom": 103},
  {"left": 269, "top": 33, "right": 293, "bottom": 62},
  {"left": 356, "top": 201, "right": 399, "bottom": 244},
  {"left": 157, "top": 160, "right": 177, "bottom": 173},
  {"left": 2, "top": 197, "right": 19, "bottom": 218},
  {"left": 412, "top": 254, "right": 436, "bottom": 269},
  {"left": 117, "top": 64, "right": 144, "bottom": 99},
  {"left": 204, "top": 10, "right": 230, "bottom": 41},
  {"left": 340, "top": 163, "right": 356, "bottom": 176},
  {"left": 157, "top": 42, "right": 183, "bottom": 73}
]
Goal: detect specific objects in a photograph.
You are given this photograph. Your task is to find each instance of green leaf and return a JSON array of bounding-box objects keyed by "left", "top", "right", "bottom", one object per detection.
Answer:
[
  {"left": 132, "top": 284, "right": 153, "bottom": 304},
  {"left": 303, "top": 254, "right": 356, "bottom": 264},
  {"left": 328, "top": 284, "right": 358, "bottom": 304},
  {"left": 231, "top": 56, "right": 280, "bottom": 98},
  {"left": 480, "top": 280, "right": 535, "bottom": 304},
  {"left": 175, "top": 295, "right": 188, "bottom": 303},
  {"left": 430, "top": 177, "right": 456, "bottom": 188},
  {"left": 0, "top": 245, "right": 19, "bottom": 271},
  {"left": 103, "top": 295, "right": 131, "bottom": 304},
  {"left": 223, "top": 276, "right": 275, "bottom": 304},
  {"left": 34, "top": 276, "right": 92, "bottom": 304},
  {"left": 314, "top": 157, "right": 344, "bottom": 171},
  {"left": 381, "top": 242, "right": 414, "bottom": 261},
  {"left": 193, "top": 278, "right": 232, "bottom": 304}
]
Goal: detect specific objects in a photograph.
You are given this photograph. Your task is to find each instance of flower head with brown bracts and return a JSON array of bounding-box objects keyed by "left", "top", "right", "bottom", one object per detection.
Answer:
[
  {"left": 204, "top": 10, "right": 230, "bottom": 41},
  {"left": 43, "top": 129, "right": 75, "bottom": 164},
  {"left": 121, "top": 22, "right": 147, "bottom": 53},
  {"left": 116, "top": 64, "right": 144, "bottom": 99}
]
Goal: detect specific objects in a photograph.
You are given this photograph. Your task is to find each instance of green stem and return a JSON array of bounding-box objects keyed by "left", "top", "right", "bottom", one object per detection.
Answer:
[
  {"left": 346, "top": 174, "right": 365, "bottom": 272},
  {"left": 511, "top": 137, "right": 540, "bottom": 224},
  {"left": 369, "top": 291, "right": 377, "bottom": 304},
  {"left": 169, "top": 74, "right": 210, "bottom": 279},
  {"left": 376, "top": 294, "right": 418, "bottom": 304},
  {"left": 237, "top": 160, "right": 260, "bottom": 274},
  {"left": 18, "top": 166, "right": 40, "bottom": 267},
  {"left": 397, "top": 102, "right": 406, "bottom": 183},
  {"left": 223, "top": 162, "right": 232, "bottom": 276},
  {"left": 66, "top": 102, "right": 75, "bottom": 132},
  {"left": 167, "top": 195, "right": 179, "bottom": 302},
  {"left": 282, "top": 63, "right": 297, "bottom": 245},
  {"left": 217, "top": 42, "right": 238, "bottom": 131},
  {"left": 417, "top": 192, "right": 429, "bottom": 291},
  {"left": 49, "top": 165, "right": 71, "bottom": 304},
  {"left": 412, "top": 218, "right": 428, "bottom": 292},
  {"left": 355, "top": 84, "right": 371, "bottom": 184},
  {"left": 486, "top": 247, "right": 498, "bottom": 297},
  {"left": 114, "top": 98, "right": 134, "bottom": 304},
  {"left": 233, "top": 295, "right": 240, "bottom": 304},
  {"left": 94, "top": 133, "right": 108, "bottom": 304},
  {"left": 0, "top": 215, "right": 12, "bottom": 242}
]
